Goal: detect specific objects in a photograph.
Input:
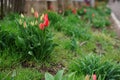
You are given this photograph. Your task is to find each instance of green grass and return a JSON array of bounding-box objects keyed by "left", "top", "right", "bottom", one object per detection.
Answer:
[{"left": 0, "top": 68, "right": 42, "bottom": 80}]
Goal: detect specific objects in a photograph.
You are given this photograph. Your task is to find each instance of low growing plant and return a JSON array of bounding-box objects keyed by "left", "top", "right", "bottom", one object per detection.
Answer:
[
  {"left": 45, "top": 70, "right": 84, "bottom": 80},
  {"left": 69, "top": 54, "right": 120, "bottom": 80}
]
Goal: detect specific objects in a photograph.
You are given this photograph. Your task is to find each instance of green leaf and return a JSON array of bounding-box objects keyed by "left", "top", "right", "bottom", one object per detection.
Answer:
[
  {"left": 67, "top": 72, "right": 76, "bottom": 80},
  {"left": 54, "top": 70, "right": 64, "bottom": 80},
  {"left": 45, "top": 72, "right": 54, "bottom": 80},
  {"left": 15, "top": 36, "right": 26, "bottom": 48}
]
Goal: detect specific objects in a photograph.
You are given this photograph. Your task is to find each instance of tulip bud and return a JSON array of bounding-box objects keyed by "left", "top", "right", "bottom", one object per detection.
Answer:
[
  {"left": 21, "top": 14, "right": 24, "bottom": 18},
  {"left": 92, "top": 74, "right": 97, "bottom": 80},
  {"left": 40, "top": 14, "right": 44, "bottom": 20},
  {"left": 19, "top": 19, "right": 22, "bottom": 25},
  {"left": 31, "top": 7, "right": 34, "bottom": 14},
  {"left": 34, "top": 11, "right": 39, "bottom": 18},
  {"left": 85, "top": 75, "right": 90, "bottom": 80},
  {"left": 35, "top": 20, "right": 38, "bottom": 25},
  {"left": 30, "top": 21, "right": 35, "bottom": 26},
  {"left": 23, "top": 22, "right": 27, "bottom": 28},
  {"left": 39, "top": 23, "right": 45, "bottom": 30}
]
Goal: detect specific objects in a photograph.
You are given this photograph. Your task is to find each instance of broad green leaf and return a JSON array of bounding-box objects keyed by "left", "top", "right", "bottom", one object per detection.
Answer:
[
  {"left": 45, "top": 73, "right": 54, "bottom": 80},
  {"left": 54, "top": 70, "right": 64, "bottom": 80}
]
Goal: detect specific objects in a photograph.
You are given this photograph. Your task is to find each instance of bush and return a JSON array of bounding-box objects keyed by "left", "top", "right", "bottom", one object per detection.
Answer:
[{"left": 69, "top": 54, "right": 120, "bottom": 80}]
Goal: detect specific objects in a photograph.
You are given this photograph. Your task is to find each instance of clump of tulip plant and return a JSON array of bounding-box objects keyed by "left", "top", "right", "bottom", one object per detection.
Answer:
[{"left": 15, "top": 9, "right": 56, "bottom": 61}]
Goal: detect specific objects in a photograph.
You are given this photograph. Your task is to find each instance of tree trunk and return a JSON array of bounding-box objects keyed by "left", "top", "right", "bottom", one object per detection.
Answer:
[{"left": 1, "top": 0, "right": 3, "bottom": 19}]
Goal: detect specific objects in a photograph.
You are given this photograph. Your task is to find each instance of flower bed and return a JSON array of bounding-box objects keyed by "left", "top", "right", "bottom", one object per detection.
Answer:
[{"left": 0, "top": 5, "right": 120, "bottom": 80}]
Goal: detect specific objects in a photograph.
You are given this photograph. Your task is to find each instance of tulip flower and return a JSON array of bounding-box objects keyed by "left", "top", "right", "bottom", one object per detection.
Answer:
[
  {"left": 43, "top": 14, "right": 49, "bottom": 27},
  {"left": 19, "top": 19, "right": 22, "bottom": 25},
  {"left": 44, "top": 14, "right": 49, "bottom": 21},
  {"left": 39, "top": 23, "right": 45, "bottom": 30},
  {"left": 31, "top": 7, "right": 34, "bottom": 14},
  {"left": 40, "top": 14, "right": 44, "bottom": 20},
  {"left": 39, "top": 13, "right": 49, "bottom": 30},
  {"left": 34, "top": 11, "right": 39, "bottom": 18},
  {"left": 92, "top": 74, "right": 97, "bottom": 80},
  {"left": 72, "top": 8, "right": 77, "bottom": 14},
  {"left": 21, "top": 14, "right": 24, "bottom": 18},
  {"left": 30, "top": 21, "right": 35, "bottom": 26},
  {"left": 85, "top": 75, "right": 90, "bottom": 80},
  {"left": 43, "top": 19, "right": 49, "bottom": 27},
  {"left": 23, "top": 22, "right": 27, "bottom": 28}
]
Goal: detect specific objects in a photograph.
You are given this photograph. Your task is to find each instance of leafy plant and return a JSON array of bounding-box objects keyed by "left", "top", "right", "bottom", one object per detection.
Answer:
[
  {"left": 45, "top": 70, "right": 64, "bottom": 80},
  {"left": 69, "top": 54, "right": 120, "bottom": 80},
  {"left": 0, "top": 12, "right": 56, "bottom": 61},
  {"left": 15, "top": 13, "right": 56, "bottom": 61},
  {"left": 92, "top": 16, "right": 110, "bottom": 28},
  {"left": 0, "top": 29, "right": 16, "bottom": 51},
  {"left": 77, "top": 7, "right": 87, "bottom": 16},
  {"left": 64, "top": 10, "right": 72, "bottom": 16},
  {"left": 47, "top": 11, "right": 62, "bottom": 24},
  {"left": 45, "top": 70, "right": 84, "bottom": 80}
]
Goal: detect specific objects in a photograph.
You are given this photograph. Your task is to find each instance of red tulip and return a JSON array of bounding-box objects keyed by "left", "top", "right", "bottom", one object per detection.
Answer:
[
  {"left": 43, "top": 19, "right": 49, "bottom": 27},
  {"left": 72, "top": 9, "right": 77, "bottom": 14},
  {"left": 34, "top": 11, "right": 39, "bottom": 18},
  {"left": 44, "top": 14, "right": 49, "bottom": 21},
  {"left": 39, "top": 23, "right": 45, "bottom": 30},
  {"left": 39, "top": 14, "right": 49, "bottom": 30},
  {"left": 92, "top": 74, "right": 97, "bottom": 80},
  {"left": 43, "top": 14, "right": 49, "bottom": 27}
]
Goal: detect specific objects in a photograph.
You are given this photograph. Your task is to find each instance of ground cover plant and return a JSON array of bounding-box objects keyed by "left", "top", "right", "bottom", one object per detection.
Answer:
[{"left": 0, "top": 3, "right": 120, "bottom": 80}]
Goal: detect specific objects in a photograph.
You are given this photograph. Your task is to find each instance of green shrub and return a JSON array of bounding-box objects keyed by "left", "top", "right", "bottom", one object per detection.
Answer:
[{"left": 69, "top": 54, "right": 120, "bottom": 80}]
